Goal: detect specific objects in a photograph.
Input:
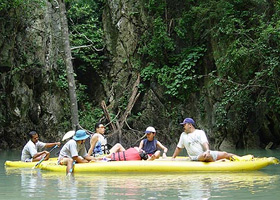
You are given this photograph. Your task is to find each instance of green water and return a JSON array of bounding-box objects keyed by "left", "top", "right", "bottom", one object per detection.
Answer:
[{"left": 1, "top": 149, "right": 280, "bottom": 200}]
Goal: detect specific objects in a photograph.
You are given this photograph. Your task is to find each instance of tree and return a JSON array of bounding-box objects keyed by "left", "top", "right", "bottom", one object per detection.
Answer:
[{"left": 57, "top": 0, "right": 79, "bottom": 130}]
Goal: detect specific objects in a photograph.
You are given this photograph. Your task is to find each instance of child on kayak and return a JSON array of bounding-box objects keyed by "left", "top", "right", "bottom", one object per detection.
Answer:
[{"left": 139, "top": 126, "right": 168, "bottom": 160}]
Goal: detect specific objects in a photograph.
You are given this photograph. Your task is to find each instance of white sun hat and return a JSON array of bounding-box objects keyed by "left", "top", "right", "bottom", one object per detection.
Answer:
[{"left": 145, "top": 126, "right": 156, "bottom": 133}]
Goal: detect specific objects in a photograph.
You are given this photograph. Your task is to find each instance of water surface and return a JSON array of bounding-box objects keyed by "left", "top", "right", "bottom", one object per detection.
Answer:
[{"left": 1, "top": 149, "right": 279, "bottom": 199}]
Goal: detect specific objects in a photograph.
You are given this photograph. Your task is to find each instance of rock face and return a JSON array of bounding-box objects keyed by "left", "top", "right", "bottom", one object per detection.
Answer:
[
  {"left": 0, "top": 0, "right": 279, "bottom": 150},
  {"left": 101, "top": 0, "right": 177, "bottom": 146},
  {"left": 101, "top": 0, "right": 280, "bottom": 150},
  {"left": 0, "top": 1, "right": 69, "bottom": 149}
]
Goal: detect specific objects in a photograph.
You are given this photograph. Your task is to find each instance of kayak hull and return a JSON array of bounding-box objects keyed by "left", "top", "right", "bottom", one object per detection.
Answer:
[
  {"left": 38, "top": 157, "right": 279, "bottom": 173},
  {"left": 5, "top": 158, "right": 57, "bottom": 168}
]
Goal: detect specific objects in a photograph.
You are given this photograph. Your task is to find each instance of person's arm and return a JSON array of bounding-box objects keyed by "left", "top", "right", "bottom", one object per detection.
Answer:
[
  {"left": 81, "top": 146, "right": 95, "bottom": 162},
  {"left": 202, "top": 142, "right": 210, "bottom": 152},
  {"left": 84, "top": 155, "right": 96, "bottom": 162},
  {"left": 72, "top": 156, "right": 89, "bottom": 163},
  {"left": 157, "top": 141, "right": 168, "bottom": 158},
  {"left": 202, "top": 142, "right": 211, "bottom": 158},
  {"left": 32, "top": 151, "right": 49, "bottom": 160},
  {"left": 172, "top": 147, "right": 182, "bottom": 159},
  {"left": 45, "top": 142, "right": 61, "bottom": 148},
  {"left": 87, "top": 135, "right": 98, "bottom": 156},
  {"left": 138, "top": 140, "right": 144, "bottom": 150}
]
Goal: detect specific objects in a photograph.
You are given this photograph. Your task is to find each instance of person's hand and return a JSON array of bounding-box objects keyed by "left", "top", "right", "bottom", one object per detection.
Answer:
[
  {"left": 44, "top": 150, "right": 50, "bottom": 155},
  {"left": 203, "top": 150, "right": 211, "bottom": 160},
  {"left": 56, "top": 142, "right": 61, "bottom": 147},
  {"left": 162, "top": 152, "right": 167, "bottom": 159}
]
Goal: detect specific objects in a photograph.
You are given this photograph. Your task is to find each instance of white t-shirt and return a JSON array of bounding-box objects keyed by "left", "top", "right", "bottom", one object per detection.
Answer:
[
  {"left": 177, "top": 129, "right": 209, "bottom": 160},
  {"left": 58, "top": 139, "right": 87, "bottom": 159},
  {"left": 21, "top": 140, "right": 46, "bottom": 161}
]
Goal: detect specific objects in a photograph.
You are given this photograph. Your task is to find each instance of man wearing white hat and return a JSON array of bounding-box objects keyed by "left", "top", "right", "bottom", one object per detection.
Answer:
[{"left": 58, "top": 130, "right": 95, "bottom": 173}]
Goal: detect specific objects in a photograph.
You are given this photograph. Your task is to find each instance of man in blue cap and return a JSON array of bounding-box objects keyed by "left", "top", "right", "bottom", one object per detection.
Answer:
[
  {"left": 172, "top": 118, "right": 236, "bottom": 162},
  {"left": 58, "top": 130, "right": 95, "bottom": 173}
]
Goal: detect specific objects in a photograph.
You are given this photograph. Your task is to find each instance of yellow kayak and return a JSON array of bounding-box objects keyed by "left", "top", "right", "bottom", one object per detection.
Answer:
[
  {"left": 38, "top": 156, "right": 279, "bottom": 173},
  {"left": 4, "top": 157, "right": 58, "bottom": 168}
]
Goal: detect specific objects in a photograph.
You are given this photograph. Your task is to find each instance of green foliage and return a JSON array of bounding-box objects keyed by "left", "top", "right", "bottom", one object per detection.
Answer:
[
  {"left": 145, "top": 0, "right": 166, "bottom": 16},
  {"left": 77, "top": 84, "right": 88, "bottom": 103},
  {"left": 192, "top": 0, "right": 280, "bottom": 129},
  {"left": 67, "top": 0, "right": 105, "bottom": 72},
  {"left": 0, "top": 0, "right": 44, "bottom": 11},
  {"left": 55, "top": 59, "right": 69, "bottom": 90},
  {"left": 79, "top": 104, "right": 104, "bottom": 131},
  {"left": 139, "top": 0, "right": 280, "bottom": 135},
  {"left": 65, "top": 0, "right": 106, "bottom": 127},
  {"left": 139, "top": 1, "right": 206, "bottom": 101},
  {"left": 139, "top": 17, "right": 175, "bottom": 64},
  {"left": 157, "top": 47, "right": 205, "bottom": 99}
]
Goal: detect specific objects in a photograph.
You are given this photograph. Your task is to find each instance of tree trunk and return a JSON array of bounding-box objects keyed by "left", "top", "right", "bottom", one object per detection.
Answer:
[
  {"left": 102, "top": 73, "right": 141, "bottom": 143},
  {"left": 58, "top": 0, "right": 79, "bottom": 130}
]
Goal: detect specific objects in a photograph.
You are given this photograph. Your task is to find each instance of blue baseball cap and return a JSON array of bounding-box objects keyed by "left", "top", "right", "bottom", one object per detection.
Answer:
[
  {"left": 73, "top": 130, "right": 89, "bottom": 141},
  {"left": 180, "top": 118, "right": 196, "bottom": 126}
]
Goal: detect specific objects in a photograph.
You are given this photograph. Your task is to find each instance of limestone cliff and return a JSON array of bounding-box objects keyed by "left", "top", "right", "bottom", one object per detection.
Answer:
[
  {"left": 0, "top": 0, "right": 279, "bottom": 151},
  {"left": 0, "top": 1, "right": 70, "bottom": 149}
]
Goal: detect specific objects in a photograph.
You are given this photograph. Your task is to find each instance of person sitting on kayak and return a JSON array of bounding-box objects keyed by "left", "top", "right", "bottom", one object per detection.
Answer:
[
  {"left": 139, "top": 126, "right": 168, "bottom": 160},
  {"left": 21, "top": 131, "right": 61, "bottom": 162},
  {"left": 87, "top": 122, "right": 109, "bottom": 157},
  {"left": 172, "top": 118, "right": 239, "bottom": 162},
  {"left": 58, "top": 130, "right": 95, "bottom": 173},
  {"left": 99, "top": 143, "right": 148, "bottom": 161}
]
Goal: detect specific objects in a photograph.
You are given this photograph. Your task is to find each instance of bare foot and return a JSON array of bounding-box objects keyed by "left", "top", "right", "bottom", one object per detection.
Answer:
[{"left": 148, "top": 155, "right": 156, "bottom": 161}]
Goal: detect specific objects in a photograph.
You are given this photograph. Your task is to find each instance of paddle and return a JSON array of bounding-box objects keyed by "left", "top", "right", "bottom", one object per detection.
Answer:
[{"left": 32, "top": 144, "right": 58, "bottom": 169}]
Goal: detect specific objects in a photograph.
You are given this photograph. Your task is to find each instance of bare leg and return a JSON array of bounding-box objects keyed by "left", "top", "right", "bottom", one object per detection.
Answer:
[
  {"left": 148, "top": 150, "right": 161, "bottom": 161},
  {"left": 198, "top": 154, "right": 215, "bottom": 162},
  {"left": 109, "top": 143, "right": 125, "bottom": 154},
  {"left": 59, "top": 157, "right": 73, "bottom": 174},
  {"left": 154, "top": 150, "right": 161, "bottom": 159},
  {"left": 217, "top": 152, "right": 236, "bottom": 160},
  {"left": 44, "top": 152, "right": 50, "bottom": 161},
  {"left": 33, "top": 152, "right": 50, "bottom": 162}
]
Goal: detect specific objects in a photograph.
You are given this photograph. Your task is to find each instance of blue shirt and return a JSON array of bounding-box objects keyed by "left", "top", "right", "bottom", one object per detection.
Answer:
[{"left": 142, "top": 139, "right": 158, "bottom": 154}]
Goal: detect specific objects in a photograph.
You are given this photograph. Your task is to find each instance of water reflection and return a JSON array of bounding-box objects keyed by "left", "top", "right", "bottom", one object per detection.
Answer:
[
  {"left": 5, "top": 168, "right": 45, "bottom": 198},
  {"left": 5, "top": 167, "right": 280, "bottom": 200},
  {"left": 42, "top": 171, "right": 280, "bottom": 200}
]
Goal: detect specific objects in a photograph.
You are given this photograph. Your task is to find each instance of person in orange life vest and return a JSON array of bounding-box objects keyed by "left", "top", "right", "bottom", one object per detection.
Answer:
[
  {"left": 139, "top": 126, "right": 168, "bottom": 161},
  {"left": 100, "top": 143, "right": 148, "bottom": 161}
]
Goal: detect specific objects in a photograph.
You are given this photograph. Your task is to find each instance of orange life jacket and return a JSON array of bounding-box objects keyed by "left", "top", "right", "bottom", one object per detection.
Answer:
[{"left": 110, "top": 148, "right": 141, "bottom": 161}]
